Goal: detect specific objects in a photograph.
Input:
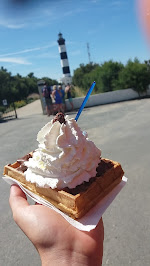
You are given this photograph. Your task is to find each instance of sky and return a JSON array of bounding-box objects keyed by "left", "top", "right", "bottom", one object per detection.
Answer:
[{"left": 0, "top": 0, "right": 149, "bottom": 82}]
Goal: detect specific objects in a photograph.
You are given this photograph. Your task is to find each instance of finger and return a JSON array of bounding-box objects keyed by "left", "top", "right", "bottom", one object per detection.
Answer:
[{"left": 9, "top": 185, "right": 29, "bottom": 222}]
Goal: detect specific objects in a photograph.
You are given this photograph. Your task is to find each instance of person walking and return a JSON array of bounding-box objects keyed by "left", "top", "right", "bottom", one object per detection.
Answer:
[
  {"left": 58, "top": 85, "right": 66, "bottom": 113},
  {"left": 52, "top": 85, "right": 63, "bottom": 113},
  {"left": 42, "top": 83, "right": 53, "bottom": 116},
  {"left": 65, "top": 83, "right": 74, "bottom": 111}
]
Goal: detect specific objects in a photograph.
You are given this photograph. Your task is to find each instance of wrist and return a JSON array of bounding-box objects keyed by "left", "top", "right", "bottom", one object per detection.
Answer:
[
  {"left": 37, "top": 218, "right": 104, "bottom": 266},
  {"left": 39, "top": 246, "right": 102, "bottom": 266}
]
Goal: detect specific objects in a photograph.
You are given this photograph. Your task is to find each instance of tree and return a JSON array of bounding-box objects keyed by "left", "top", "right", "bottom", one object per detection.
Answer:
[
  {"left": 0, "top": 67, "right": 14, "bottom": 103},
  {"left": 98, "top": 61, "right": 124, "bottom": 92},
  {"left": 41, "top": 77, "right": 58, "bottom": 87},
  {"left": 27, "top": 72, "right": 34, "bottom": 79},
  {"left": 72, "top": 61, "right": 124, "bottom": 93},
  {"left": 72, "top": 63, "right": 98, "bottom": 88},
  {"left": 117, "top": 58, "right": 150, "bottom": 96},
  {"left": 81, "top": 65, "right": 102, "bottom": 93}
]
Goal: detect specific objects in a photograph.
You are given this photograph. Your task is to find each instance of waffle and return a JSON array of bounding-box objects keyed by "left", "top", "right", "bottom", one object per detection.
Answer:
[{"left": 3, "top": 157, "right": 124, "bottom": 219}]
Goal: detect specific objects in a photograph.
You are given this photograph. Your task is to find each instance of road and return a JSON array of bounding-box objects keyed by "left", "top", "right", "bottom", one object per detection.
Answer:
[{"left": 0, "top": 98, "right": 150, "bottom": 266}]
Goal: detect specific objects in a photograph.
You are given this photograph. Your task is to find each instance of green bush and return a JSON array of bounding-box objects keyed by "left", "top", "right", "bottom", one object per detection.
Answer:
[
  {"left": 27, "top": 98, "right": 34, "bottom": 104},
  {"left": 0, "top": 106, "right": 6, "bottom": 113},
  {"left": 14, "top": 100, "right": 27, "bottom": 108}
]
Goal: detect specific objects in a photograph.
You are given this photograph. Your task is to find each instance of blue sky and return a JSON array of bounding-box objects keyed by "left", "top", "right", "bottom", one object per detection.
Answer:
[{"left": 0, "top": 0, "right": 149, "bottom": 81}]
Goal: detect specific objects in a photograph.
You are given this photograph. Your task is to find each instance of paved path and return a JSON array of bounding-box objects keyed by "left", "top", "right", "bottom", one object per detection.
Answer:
[
  {"left": 0, "top": 99, "right": 150, "bottom": 266},
  {"left": 16, "top": 99, "right": 43, "bottom": 117}
]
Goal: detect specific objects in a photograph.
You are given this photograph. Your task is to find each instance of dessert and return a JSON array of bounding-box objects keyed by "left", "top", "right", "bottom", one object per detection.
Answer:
[{"left": 3, "top": 113, "right": 124, "bottom": 219}]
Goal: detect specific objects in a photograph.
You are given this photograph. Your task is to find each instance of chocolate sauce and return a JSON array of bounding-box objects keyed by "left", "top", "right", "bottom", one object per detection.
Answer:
[
  {"left": 17, "top": 164, "right": 28, "bottom": 172},
  {"left": 63, "top": 159, "right": 113, "bottom": 195},
  {"left": 53, "top": 113, "right": 66, "bottom": 124},
  {"left": 96, "top": 159, "right": 113, "bottom": 177},
  {"left": 16, "top": 153, "right": 33, "bottom": 173},
  {"left": 15, "top": 152, "right": 113, "bottom": 196},
  {"left": 17, "top": 153, "right": 32, "bottom": 164}
]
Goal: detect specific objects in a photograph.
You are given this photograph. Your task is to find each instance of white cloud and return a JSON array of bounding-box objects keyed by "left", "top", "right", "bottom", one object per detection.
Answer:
[
  {"left": 6, "top": 23, "right": 26, "bottom": 29},
  {"left": 0, "top": 57, "right": 32, "bottom": 65},
  {"left": 0, "top": 18, "right": 26, "bottom": 29},
  {"left": 0, "top": 43, "right": 57, "bottom": 57}
]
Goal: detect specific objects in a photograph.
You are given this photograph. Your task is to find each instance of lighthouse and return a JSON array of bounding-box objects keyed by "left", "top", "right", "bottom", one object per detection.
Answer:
[{"left": 57, "top": 32, "right": 72, "bottom": 85}]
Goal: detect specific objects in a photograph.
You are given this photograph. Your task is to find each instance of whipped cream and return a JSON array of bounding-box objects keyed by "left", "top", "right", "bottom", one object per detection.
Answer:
[{"left": 24, "top": 115, "right": 101, "bottom": 189}]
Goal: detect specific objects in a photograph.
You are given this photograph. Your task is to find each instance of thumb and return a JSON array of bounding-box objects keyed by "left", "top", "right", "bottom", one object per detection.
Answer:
[{"left": 9, "top": 185, "right": 29, "bottom": 223}]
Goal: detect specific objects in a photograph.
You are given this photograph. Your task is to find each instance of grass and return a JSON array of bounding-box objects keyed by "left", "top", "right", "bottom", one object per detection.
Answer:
[{"left": 74, "top": 86, "right": 85, "bottom": 97}]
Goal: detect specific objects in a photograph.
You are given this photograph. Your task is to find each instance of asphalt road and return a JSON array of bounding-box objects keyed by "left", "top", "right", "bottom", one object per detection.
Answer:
[{"left": 0, "top": 99, "right": 150, "bottom": 266}]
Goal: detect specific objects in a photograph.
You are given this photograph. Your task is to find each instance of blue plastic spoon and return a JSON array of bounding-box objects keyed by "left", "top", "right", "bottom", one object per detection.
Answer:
[{"left": 75, "top": 81, "right": 96, "bottom": 121}]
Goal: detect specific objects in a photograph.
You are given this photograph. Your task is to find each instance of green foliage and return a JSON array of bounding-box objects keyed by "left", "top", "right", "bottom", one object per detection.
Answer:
[
  {"left": 117, "top": 58, "right": 150, "bottom": 95},
  {"left": 73, "top": 86, "right": 85, "bottom": 97},
  {"left": 13, "top": 100, "right": 27, "bottom": 108},
  {"left": 0, "top": 67, "right": 58, "bottom": 105},
  {"left": 0, "top": 57, "right": 150, "bottom": 108},
  {"left": 72, "top": 63, "right": 99, "bottom": 88},
  {"left": 72, "top": 59, "right": 150, "bottom": 96},
  {"left": 42, "top": 77, "right": 58, "bottom": 87},
  {"left": 99, "top": 61, "right": 124, "bottom": 92},
  {"left": 0, "top": 106, "right": 6, "bottom": 113}
]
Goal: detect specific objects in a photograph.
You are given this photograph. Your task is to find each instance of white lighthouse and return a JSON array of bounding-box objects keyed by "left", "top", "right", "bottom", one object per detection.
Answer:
[{"left": 57, "top": 32, "right": 72, "bottom": 85}]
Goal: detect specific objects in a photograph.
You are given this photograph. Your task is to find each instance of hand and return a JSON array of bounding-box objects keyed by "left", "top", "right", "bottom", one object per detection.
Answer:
[{"left": 9, "top": 185, "right": 104, "bottom": 266}]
